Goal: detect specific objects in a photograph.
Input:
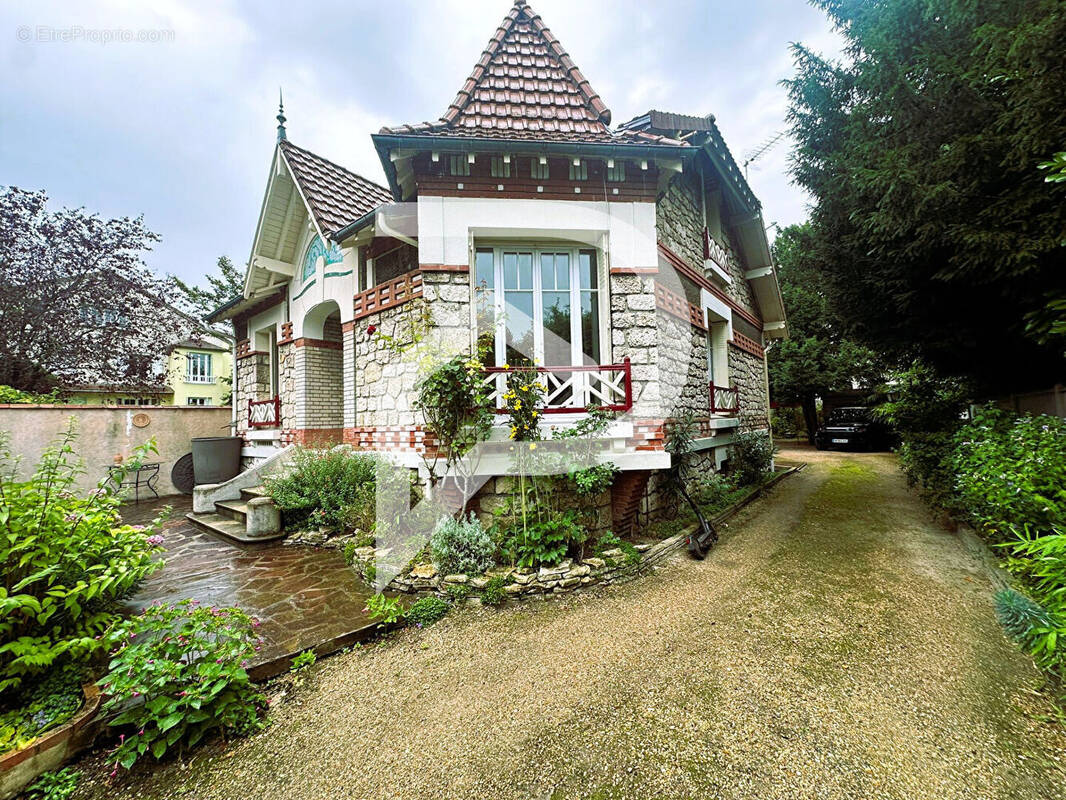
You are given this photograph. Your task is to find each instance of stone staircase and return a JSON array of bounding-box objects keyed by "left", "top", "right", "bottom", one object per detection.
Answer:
[{"left": 186, "top": 486, "right": 283, "bottom": 543}]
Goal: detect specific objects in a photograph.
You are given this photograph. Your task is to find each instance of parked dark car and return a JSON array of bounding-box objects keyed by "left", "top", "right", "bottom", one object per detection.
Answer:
[{"left": 814, "top": 407, "right": 892, "bottom": 451}]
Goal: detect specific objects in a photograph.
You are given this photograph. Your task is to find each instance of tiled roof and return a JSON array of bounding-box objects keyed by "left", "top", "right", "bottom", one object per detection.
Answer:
[
  {"left": 279, "top": 140, "right": 392, "bottom": 237},
  {"left": 379, "top": 1, "right": 684, "bottom": 148}
]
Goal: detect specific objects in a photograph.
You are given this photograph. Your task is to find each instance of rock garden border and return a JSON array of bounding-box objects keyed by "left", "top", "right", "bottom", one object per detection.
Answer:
[{"left": 295, "top": 464, "right": 803, "bottom": 604}]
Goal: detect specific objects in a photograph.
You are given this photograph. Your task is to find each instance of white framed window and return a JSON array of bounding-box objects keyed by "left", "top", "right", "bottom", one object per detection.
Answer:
[
  {"left": 185, "top": 352, "right": 214, "bottom": 384},
  {"left": 607, "top": 161, "right": 626, "bottom": 182},
  {"left": 187, "top": 397, "right": 209, "bottom": 406},
  {"left": 473, "top": 245, "right": 604, "bottom": 369},
  {"left": 531, "top": 158, "right": 549, "bottom": 181}
]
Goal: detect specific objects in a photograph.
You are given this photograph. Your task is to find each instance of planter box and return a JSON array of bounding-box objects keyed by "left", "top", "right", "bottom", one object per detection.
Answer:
[{"left": 0, "top": 685, "right": 102, "bottom": 800}]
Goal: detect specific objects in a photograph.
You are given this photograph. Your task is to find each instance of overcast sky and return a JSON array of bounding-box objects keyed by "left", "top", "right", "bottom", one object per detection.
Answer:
[{"left": 1, "top": 0, "right": 844, "bottom": 286}]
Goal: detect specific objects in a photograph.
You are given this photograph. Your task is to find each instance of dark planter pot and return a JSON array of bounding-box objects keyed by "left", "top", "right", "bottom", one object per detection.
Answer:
[{"left": 191, "top": 436, "right": 243, "bottom": 485}]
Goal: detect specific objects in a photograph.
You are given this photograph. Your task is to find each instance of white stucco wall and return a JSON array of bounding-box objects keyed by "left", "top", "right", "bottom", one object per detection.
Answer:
[{"left": 417, "top": 196, "right": 658, "bottom": 270}]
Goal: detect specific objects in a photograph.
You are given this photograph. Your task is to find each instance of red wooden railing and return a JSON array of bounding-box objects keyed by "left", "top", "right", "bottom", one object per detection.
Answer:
[
  {"left": 483, "top": 359, "right": 633, "bottom": 414},
  {"left": 248, "top": 395, "right": 281, "bottom": 428},
  {"left": 709, "top": 381, "right": 740, "bottom": 415}
]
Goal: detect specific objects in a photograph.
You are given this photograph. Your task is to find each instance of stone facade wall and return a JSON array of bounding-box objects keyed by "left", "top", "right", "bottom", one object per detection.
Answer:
[
  {"left": 278, "top": 342, "right": 296, "bottom": 437},
  {"left": 729, "top": 346, "right": 770, "bottom": 432},
  {"left": 655, "top": 169, "right": 758, "bottom": 315},
  {"left": 657, "top": 310, "right": 710, "bottom": 420},
  {"left": 608, "top": 273, "right": 661, "bottom": 418},
  {"left": 235, "top": 350, "right": 270, "bottom": 437},
  {"left": 466, "top": 476, "right": 612, "bottom": 537},
  {"left": 354, "top": 300, "right": 427, "bottom": 429}
]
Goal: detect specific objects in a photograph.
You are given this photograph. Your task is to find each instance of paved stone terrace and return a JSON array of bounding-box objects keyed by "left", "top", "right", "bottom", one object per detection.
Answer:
[{"left": 121, "top": 497, "right": 374, "bottom": 669}]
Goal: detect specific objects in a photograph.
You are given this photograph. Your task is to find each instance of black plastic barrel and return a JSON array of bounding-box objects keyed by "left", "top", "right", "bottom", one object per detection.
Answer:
[{"left": 191, "top": 436, "right": 243, "bottom": 485}]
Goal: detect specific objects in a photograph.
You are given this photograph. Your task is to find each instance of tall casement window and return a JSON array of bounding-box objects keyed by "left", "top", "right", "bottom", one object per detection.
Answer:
[
  {"left": 186, "top": 352, "right": 213, "bottom": 383},
  {"left": 531, "top": 158, "right": 549, "bottom": 180},
  {"left": 473, "top": 246, "right": 602, "bottom": 369},
  {"left": 302, "top": 235, "right": 343, "bottom": 281}
]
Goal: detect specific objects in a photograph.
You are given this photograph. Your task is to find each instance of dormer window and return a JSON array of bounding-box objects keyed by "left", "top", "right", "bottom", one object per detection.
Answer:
[
  {"left": 490, "top": 156, "right": 510, "bottom": 178},
  {"left": 569, "top": 159, "right": 588, "bottom": 181},
  {"left": 531, "top": 158, "right": 549, "bottom": 181},
  {"left": 449, "top": 154, "right": 471, "bottom": 176}
]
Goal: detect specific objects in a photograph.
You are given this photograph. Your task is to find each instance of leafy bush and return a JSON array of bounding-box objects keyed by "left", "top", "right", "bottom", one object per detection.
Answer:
[
  {"left": 690, "top": 473, "right": 738, "bottom": 511},
  {"left": 480, "top": 575, "right": 507, "bottom": 606},
  {"left": 264, "top": 447, "right": 378, "bottom": 534},
  {"left": 290, "top": 650, "right": 316, "bottom": 672},
  {"left": 951, "top": 407, "right": 1066, "bottom": 537},
  {"left": 405, "top": 596, "right": 450, "bottom": 627},
  {"left": 0, "top": 662, "right": 85, "bottom": 753},
  {"left": 0, "top": 385, "right": 59, "bottom": 405},
  {"left": 0, "top": 426, "right": 164, "bottom": 695},
  {"left": 25, "top": 766, "right": 79, "bottom": 800},
  {"left": 875, "top": 361, "right": 971, "bottom": 505},
  {"left": 100, "top": 600, "right": 266, "bottom": 769},
  {"left": 416, "top": 353, "right": 493, "bottom": 460},
  {"left": 501, "top": 362, "right": 545, "bottom": 441},
  {"left": 497, "top": 510, "right": 583, "bottom": 569},
  {"left": 430, "top": 513, "right": 494, "bottom": 575},
  {"left": 728, "top": 431, "right": 774, "bottom": 487},
  {"left": 365, "top": 593, "right": 405, "bottom": 626}
]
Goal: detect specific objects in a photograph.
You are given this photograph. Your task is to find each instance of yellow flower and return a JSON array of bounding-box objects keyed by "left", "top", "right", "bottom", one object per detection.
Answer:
[
  {"left": 503, "top": 363, "right": 510, "bottom": 370},
  {"left": 514, "top": 400, "right": 522, "bottom": 410},
  {"left": 529, "top": 443, "right": 537, "bottom": 451},
  {"left": 532, "top": 411, "right": 538, "bottom": 418}
]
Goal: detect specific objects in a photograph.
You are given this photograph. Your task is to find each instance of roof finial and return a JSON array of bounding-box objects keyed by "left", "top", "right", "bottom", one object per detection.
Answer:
[{"left": 276, "top": 88, "right": 287, "bottom": 143}]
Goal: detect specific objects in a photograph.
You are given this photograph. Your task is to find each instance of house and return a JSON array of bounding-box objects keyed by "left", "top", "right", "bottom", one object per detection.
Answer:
[
  {"left": 209, "top": 0, "right": 786, "bottom": 528},
  {"left": 64, "top": 323, "right": 232, "bottom": 407}
]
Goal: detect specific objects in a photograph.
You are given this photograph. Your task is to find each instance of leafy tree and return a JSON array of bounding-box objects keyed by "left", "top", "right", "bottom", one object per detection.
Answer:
[
  {"left": 768, "top": 223, "right": 885, "bottom": 440},
  {"left": 0, "top": 187, "right": 189, "bottom": 392},
  {"left": 785, "top": 0, "right": 1066, "bottom": 393},
  {"left": 172, "top": 255, "right": 243, "bottom": 334}
]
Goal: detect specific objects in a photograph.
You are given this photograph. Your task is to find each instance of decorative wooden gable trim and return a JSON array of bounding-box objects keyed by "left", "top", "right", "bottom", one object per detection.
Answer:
[
  {"left": 656, "top": 242, "right": 763, "bottom": 331},
  {"left": 654, "top": 282, "right": 706, "bottom": 331},
  {"left": 730, "top": 331, "right": 765, "bottom": 359},
  {"left": 353, "top": 270, "right": 424, "bottom": 320}
]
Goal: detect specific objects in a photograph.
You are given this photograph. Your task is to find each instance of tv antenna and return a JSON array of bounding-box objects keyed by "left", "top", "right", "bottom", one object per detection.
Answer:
[{"left": 743, "top": 131, "right": 785, "bottom": 179}]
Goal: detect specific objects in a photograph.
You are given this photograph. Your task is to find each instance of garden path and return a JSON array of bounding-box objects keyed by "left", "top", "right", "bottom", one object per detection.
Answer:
[
  {"left": 86, "top": 448, "right": 1065, "bottom": 799},
  {"left": 121, "top": 497, "right": 375, "bottom": 671}
]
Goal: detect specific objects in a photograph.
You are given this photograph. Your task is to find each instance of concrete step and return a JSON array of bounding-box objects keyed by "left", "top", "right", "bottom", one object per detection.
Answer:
[
  {"left": 240, "top": 485, "right": 269, "bottom": 502},
  {"left": 185, "top": 511, "right": 285, "bottom": 544},
  {"left": 215, "top": 499, "right": 249, "bottom": 523}
]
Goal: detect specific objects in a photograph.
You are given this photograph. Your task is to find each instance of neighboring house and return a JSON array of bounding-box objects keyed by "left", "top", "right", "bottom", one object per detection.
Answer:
[
  {"left": 166, "top": 338, "right": 233, "bottom": 407},
  {"left": 211, "top": 0, "right": 786, "bottom": 526},
  {"left": 64, "top": 320, "right": 232, "bottom": 406}
]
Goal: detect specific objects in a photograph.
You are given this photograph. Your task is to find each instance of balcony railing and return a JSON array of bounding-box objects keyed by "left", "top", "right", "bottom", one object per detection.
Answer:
[
  {"left": 185, "top": 375, "right": 216, "bottom": 384},
  {"left": 482, "top": 359, "right": 633, "bottom": 415},
  {"left": 248, "top": 395, "right": 281, "bottom": 428},
  {"left": 709, "top": 381, "right": 740, "bottom": 415},
  {"left": 703, "top": 228, "right": 738, "bottom": 278}
]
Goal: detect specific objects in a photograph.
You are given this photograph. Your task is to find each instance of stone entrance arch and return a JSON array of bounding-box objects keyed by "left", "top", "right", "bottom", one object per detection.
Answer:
[{"left": 290, "top": 300, "right": 344, "bottom": 445}]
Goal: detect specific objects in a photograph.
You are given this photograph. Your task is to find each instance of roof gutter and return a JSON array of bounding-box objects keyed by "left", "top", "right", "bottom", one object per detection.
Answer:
[{"left": 331, "top": 207, "right": 380, "bottom": 244}]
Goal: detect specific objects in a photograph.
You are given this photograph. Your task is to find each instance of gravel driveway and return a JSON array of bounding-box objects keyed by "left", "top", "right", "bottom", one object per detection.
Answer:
[{"left": 78, "top": 446, "right": 1065, "bottom": 800}]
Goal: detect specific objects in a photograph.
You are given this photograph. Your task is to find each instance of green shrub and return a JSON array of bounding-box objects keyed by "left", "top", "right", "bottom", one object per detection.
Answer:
[
  {"left": 430, "top": 513, "right": 494, "bottom": 575},
  {"left": 406, "top": 596, "right": 450, "bottom": 627},
  {"left": 290, "top": 650, "right": 316, "bottom": 672},
  {"left": 691, "top": 473, "right": 738, "bottom": 511},
  {"left": 100, "top": 600, "right": 266, "bottom": 769},
  {"left": 951, "top": 407, "right": 1066, "bottom": 537},
  {"left": 365, "top": 593, "right": 404, "bottom": 626},
  {"left": 0, "top": 662, "right": 85, "bottom": 753},
  {"left": 729, "top": 431, "right": 774, "bottom": 486},
  {"left": 480, "top": 575, "right": 508, "bottom": 606},
  {"left": 496, "top": 510, "right": 583, "bottom": 569},
  {"left": 25, "top": 766, "right": 79, "bottom": 800},
  {"left": 264, "top": 447, "right": 378, "bottom": 534},
  {"left": 0, "top": 425, "right": 164, "bottom": 695},
  {"left": 0, "top": 385, "right": 59, "bottom": 405},
  {"left": 343, "top": 540, "right": 358, "bottom": 566}
]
